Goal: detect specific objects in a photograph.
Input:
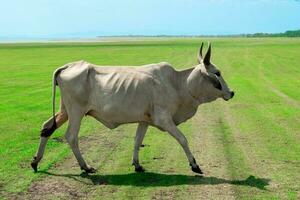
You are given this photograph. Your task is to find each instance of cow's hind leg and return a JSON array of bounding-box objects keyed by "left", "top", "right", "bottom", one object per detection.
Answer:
[
  {"left": 31, "top": 108, "right": 68, "bottom": 172},
  {"left": 65, "top": 111, "right": 96, "bottom": 173},
  {"left": 132, "top": 122, "right": 148, "bottom": 172}
]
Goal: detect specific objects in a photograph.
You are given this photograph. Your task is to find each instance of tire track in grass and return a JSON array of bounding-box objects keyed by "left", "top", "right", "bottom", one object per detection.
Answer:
[
  {"left": 256, "top": 52, "right": 300, "bottom": 140},
  {"left": 223, "top": 102, "right": 300, "bottom": 199},
  {"left": 190, "top": 102, "right": 271, "bottom": 199},
  {"left": 238, "top": 50, "right": 300, "bottom": 198},
  {"left": 234, "top": 48, "right": 300, "bottom": 192},
  {"left": 257, "top": 55, "right": 300, "bottom": 109},
  {"left": 222, "top": 104, "right": 273, "bottom": 199},
  {"left": 184, "top": 104, "right": 236, "bottom": 200}
]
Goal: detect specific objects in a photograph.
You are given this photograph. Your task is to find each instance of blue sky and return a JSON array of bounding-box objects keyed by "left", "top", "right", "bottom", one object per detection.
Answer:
[{"left": 1, "top": 0, "right": 300, "bottom": 38}]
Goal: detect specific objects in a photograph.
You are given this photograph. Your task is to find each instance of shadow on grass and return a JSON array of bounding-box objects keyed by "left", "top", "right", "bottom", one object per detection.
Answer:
[{"left": 39, "top": 171, "right": 270, "bottom": 190}]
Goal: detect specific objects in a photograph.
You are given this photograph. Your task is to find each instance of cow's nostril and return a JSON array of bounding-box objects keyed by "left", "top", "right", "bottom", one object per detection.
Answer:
[{"left": 231, "top": 91, "right": 235, "bottom": 98}]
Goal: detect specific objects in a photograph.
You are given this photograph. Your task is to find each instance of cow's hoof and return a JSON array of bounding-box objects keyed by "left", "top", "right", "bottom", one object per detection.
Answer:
[
  {"left": 31, "top": 161, "right": 38, "bottom": 173},
  {"left": 135, "top": 166, "right": 145, "bottom": 173},
  {"left": 82, "top": 167, "right": 97, "bottom": 174},
  {"left": 31, "top": 157, "right": 38, "bottom": 172},
  {"left": 191, "top": 165, "right": 203, "bottom": 174}
]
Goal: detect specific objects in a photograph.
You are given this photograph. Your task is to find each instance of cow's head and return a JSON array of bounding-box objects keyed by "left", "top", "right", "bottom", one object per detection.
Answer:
[{"left": 187, "top": 42, "right": 234, "bottom": 102}]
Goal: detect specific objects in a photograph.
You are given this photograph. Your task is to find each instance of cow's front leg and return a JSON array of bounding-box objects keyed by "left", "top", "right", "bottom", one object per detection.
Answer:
[
  {"left": 65, "top": 113, "right": 96, "bottom": 174},
  {"left": 159, "top": 117, "right": 203, "bottom": 174},
  {"left": 132, "top": 122, "right": 148, "bottom": 172}
]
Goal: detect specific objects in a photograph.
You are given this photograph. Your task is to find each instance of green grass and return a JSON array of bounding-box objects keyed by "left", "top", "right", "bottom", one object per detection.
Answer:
[{"left": 0, "top": 38, "right": 299, "bottom": 199}]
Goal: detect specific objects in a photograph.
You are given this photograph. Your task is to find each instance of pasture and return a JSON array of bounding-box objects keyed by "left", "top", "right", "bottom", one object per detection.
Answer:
[{"left": 0, "top": 38, "right": 299, "bottom": 199}]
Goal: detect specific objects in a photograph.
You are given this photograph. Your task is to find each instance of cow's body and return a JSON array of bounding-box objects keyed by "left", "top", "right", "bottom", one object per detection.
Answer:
[
  {"left": 58, "top": 60, "right": 198, "bottom": 130},
  {"left": 31, "top": 43, "right": 234, "bottom": 174}
]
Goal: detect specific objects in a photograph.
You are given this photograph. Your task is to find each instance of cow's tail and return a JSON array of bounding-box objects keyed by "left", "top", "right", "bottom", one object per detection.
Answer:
[{"left": 51, "top": 66, "right": 68, "bottom": 121}]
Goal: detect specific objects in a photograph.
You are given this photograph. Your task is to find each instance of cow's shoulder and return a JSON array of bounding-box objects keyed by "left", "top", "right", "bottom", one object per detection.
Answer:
[
  {"left": 152, "top": 61, "right": 174, "bottom": 71},
  {"left": 157, "top": 61, "right": 173, "bottom": 68}
]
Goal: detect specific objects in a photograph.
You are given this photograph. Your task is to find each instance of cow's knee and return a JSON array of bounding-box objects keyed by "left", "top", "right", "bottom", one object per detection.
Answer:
[{"left": 40, "top": 117, "right": 57, "bottom": 137}]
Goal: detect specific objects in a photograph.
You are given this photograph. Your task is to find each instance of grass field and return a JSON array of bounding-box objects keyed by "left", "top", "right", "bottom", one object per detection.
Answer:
[{"left": 0, "top": 38, "right": 299, "bottom": 199}]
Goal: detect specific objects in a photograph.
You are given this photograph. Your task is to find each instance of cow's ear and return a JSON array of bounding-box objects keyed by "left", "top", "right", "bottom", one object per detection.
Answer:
[
  {"left": 197, "top": 42, "right": 204, "bottom": 63},
  {"left": 204, "top": 42, "right": 211, "bottom": 66}
]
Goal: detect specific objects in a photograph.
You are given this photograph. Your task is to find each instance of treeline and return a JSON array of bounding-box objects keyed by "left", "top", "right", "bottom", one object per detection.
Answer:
[
  {"left": 243, "top": 29, "right": 300, "bottom": 37},
  {"left": 97, "top": 29, "right": 300, "bottom": 38}
]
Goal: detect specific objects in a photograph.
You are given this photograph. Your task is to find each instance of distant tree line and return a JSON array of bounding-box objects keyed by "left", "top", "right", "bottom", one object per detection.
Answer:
[
  {"left": 97, "top": 29, "right": 300, "bottom": 38},
  {"left": 243, "top": 29, "right": 300, "bottom": 37}
]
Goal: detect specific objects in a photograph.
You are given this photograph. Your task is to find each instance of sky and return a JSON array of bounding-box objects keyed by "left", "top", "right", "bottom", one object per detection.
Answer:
[{"left": 0, "top": 0, "right": 300, "bottom": 39}]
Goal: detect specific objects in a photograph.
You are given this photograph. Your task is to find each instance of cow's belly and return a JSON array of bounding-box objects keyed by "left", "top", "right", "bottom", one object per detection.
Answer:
[
  {"left": 87, "top": 107, "right": 150, "bottom": 129},
  {"left": 88, "top": 92, "right": 152, "bottom": 129}
]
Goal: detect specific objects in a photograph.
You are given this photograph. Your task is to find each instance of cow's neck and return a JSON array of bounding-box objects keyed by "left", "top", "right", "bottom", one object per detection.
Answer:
[
  {"left": 183, "top": 66, "right": 217, "bottom": 105},
  {"left": 177, "top": 67, "right": 200, "bottom": 106}
]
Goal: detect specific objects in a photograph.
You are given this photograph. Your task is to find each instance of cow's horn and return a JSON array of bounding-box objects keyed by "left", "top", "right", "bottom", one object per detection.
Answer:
[
  {"left": 204, "top": 42, "right": 211, "bottom": 66},
  {"left": 198, "top": 42, "right": 204, "bottom": 63}
]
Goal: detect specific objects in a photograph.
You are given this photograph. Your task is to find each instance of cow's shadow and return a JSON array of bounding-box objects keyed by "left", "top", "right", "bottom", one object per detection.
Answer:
[{"left": 40, "top": 171, "right": 270, "bottom": 190}]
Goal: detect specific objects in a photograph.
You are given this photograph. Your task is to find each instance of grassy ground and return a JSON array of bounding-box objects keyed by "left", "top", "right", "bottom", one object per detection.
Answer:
[{"left": 0, "top": 38, "right": 299, "bottom": 199}]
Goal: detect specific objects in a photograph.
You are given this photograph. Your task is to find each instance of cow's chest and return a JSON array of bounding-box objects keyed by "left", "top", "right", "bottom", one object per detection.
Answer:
[{"left": 173, "top": 103, "right": 198, "bottom": 125}]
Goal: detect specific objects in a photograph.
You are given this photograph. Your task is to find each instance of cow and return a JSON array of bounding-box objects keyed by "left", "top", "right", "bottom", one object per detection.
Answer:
[{"left": 31, "top": 42, "right": 234, "bottom": 174}]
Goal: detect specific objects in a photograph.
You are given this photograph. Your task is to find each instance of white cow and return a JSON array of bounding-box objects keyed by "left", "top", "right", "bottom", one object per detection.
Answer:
[{"left": 31, "top": 42, "right": 234, "bottom": 174}]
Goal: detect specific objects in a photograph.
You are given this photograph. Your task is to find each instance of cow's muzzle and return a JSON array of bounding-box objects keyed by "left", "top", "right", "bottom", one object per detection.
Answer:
[{"left": 223, "top": 91, "right": 234, "bottom": 101}]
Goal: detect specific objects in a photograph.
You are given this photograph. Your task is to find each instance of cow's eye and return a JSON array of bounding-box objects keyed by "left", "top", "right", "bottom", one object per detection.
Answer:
[
  {"left": 214, "top": 81, "right": 222, "bottom": 90},
  {"left": 208, "top": 75, "right": 222, "bottom": 90},
  {"left": 215, "top": 71, "right": 221, "bottom": 76}
]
